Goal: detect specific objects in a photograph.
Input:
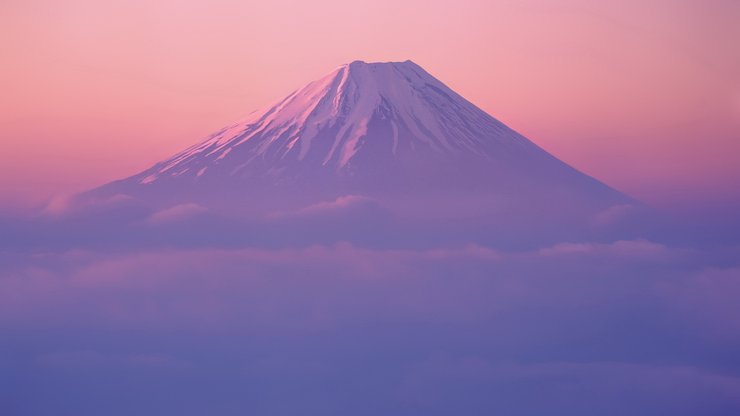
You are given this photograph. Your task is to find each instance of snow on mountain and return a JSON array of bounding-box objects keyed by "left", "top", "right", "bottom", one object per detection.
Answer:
[{"left": 129, "top": 60, "right": 551, "bottom": 185}]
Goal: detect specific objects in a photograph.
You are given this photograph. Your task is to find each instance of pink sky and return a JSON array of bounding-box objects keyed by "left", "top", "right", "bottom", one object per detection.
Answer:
[{"left": 2, "top": 0, "right": 739, "bottom": 213}]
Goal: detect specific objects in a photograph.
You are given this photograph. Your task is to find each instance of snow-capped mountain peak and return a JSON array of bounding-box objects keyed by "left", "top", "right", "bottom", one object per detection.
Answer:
[
  {"left": 137, "top": 60, "right": 541, "bottom": 185},
  {"left": 82, "top": 59, "right": 643, "bottom": 246},
  {"left": 87, "top": 58, "right": 636, "bottom": 227}
]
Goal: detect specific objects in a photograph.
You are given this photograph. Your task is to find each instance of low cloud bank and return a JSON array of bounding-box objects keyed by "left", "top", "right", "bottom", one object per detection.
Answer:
[
  {"left": 2, "top": 240, "right": 740, "bottom": 415},
  {"left": 2, "top": 192, "right": 739, "bottom": 414}
]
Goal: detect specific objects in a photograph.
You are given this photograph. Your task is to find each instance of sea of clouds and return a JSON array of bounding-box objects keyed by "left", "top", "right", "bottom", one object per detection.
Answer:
[{"left": 2, "top": 195, "right": 740, "bottom": 415}]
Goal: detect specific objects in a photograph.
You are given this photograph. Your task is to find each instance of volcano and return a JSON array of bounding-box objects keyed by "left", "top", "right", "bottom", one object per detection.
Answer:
[{"left": 86, "top": 60, "right": 641, "bottom": 245}]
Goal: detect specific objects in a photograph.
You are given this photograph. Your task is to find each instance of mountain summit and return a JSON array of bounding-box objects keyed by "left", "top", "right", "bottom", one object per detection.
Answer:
[
  {"left": 131, "top": 60, "right": 543, "bottom": 185},
  {"left": 89, "top": 60, "right": 640, "bottom": 243}
]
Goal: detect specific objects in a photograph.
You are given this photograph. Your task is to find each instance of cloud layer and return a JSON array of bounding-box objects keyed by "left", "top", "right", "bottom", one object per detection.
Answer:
[{"left": 2, "top": 238, "right": 740, "bottom": 415}]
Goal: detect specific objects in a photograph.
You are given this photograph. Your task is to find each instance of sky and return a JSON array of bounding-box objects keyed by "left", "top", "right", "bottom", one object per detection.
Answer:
[{"left": 1, "top": 0, "right": 739, "bottom": 214}]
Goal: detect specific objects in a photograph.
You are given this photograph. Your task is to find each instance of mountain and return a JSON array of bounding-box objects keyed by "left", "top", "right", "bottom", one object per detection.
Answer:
[
  {"left": 131, "top": 60, "right": 545, "bottom": 182},
  {"left": 85, "top": 60, "right": 642, "bottom": 245}
]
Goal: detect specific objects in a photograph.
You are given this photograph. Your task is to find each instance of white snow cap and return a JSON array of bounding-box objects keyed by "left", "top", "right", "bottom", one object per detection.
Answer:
[{"left": 141, "top": 60, "right": 537, "bottom": 183}]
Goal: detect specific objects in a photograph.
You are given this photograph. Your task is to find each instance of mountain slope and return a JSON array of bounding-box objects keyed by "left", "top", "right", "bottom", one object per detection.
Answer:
[{"left": 87, "top": 60, "right": 638, "bottom": 243}]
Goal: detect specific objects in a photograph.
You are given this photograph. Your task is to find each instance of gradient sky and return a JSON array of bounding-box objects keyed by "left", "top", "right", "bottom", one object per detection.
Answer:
[{"left": 1, "top": 0, "right": 739, "bottom": 213}]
